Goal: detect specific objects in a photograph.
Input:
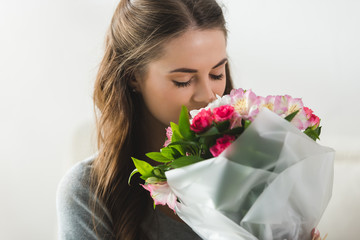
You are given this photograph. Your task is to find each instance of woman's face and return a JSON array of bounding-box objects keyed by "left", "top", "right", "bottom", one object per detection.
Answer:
[{"left": 136, "top": 29, "right": 227, "bottom": 126}]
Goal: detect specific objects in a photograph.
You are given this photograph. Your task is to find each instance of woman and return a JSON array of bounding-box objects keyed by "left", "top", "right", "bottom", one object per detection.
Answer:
[
  {"left": 56, "top": 0, "right": 322, "bottom": 239},
  {"left": 57, "top": 0, "right": 232, "bottom": 239}
]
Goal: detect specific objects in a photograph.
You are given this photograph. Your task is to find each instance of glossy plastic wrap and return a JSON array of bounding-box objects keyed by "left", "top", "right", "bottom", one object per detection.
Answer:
[{"left": 166, "top": 109, "right": 335, "bottom": 240}]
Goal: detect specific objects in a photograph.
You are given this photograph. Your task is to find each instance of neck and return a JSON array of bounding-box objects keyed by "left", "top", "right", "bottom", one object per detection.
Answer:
[
  {"left": 142, "top": 119, "right": 167, "bottom": 154},
  {"left": 134, "top": 101, "right": 183, "bottom": 222},
  {"left": 136, "top": 103, "right": 167, "bottom": 159}
]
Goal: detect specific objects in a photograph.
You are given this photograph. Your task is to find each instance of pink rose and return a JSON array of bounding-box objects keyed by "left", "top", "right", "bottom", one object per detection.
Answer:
[
  {"left": 190, "top": 108, "right": 214, "bottom": 133},
  {"left": 309, "top": 114, "right": 320, "bottom": 128},
  {"left": 303, "top": 106, "right": 313, "bottom": 117},
  {"left": 210, "top": 135, "right": 236, "bottom": 157},
  {"left": 304, "top": 107, "right": 320, "bottom": 128},
  {"left": 213, "top": 105, "right": 235, "bottom": 122}
]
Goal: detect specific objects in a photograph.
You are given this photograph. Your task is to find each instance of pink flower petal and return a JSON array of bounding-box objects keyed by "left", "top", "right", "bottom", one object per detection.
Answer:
[
  {"left": 213, "top": 105, "right": 235, "bottom": 122},
  {"left": 142, "top": 182, "right": 178, "bottom": 211},
  {"left": 163, "top": 126, "right": 173, "bottom": 147},
  {"left": 210, "top": 135, "right": 236, "bottom": 157},
  {"left": 230, "top": 89, "right": 259, "bottom": 121},
  {"left": 190, "top": 108, "right": 214, "bottom": 133}
]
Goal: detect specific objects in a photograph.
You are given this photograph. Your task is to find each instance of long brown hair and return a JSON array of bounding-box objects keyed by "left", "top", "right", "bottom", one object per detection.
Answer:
[{"left": 92, "top": 0, "right": 234, "bottom": 239}]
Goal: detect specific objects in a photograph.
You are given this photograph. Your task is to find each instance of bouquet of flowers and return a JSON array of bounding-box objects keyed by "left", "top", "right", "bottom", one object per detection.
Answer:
[{"left": 129, "top": 88, "right": 334, "bottom": 240}]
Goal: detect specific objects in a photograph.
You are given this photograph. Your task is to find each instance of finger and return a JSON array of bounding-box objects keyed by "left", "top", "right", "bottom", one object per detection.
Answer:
[{"left": 311, "top": 228, "right": 320, "bottom": 240}]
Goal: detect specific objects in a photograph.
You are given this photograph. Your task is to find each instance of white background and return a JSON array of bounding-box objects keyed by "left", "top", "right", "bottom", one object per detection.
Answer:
[{"left": 0, "top": 0, "right": 359, "bottom": 239}]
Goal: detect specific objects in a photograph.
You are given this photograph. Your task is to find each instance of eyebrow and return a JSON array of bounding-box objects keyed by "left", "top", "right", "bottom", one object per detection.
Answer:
[{"left": 169, "top": 58, "right": 228, "bottom": 73}]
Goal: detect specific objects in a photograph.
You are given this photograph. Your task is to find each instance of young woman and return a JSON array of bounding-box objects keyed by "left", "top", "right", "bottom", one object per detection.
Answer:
[
  {"left": 56, "top": 0, "right": 322, "bottom": 239},
  {"left": 57, "top": 0, "right": 233, "bottom": 239}
]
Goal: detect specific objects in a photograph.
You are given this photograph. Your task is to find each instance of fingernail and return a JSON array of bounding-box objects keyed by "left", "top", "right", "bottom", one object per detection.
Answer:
[{"left": 311, "top": 228, "right": 320, "bottom": 238}]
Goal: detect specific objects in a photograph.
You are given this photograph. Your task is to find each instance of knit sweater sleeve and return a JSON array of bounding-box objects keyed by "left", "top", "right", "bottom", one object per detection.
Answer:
[{"left": 56, "top": 157, "right": 115, "bottom": 240}]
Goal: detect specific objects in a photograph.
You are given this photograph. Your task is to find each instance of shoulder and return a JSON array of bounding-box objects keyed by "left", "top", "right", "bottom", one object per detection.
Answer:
[
  {"left": 56, "top": 155, "right": 114, "bottom": 240},
  {"left": 57, "top": 156, "right": 94, "bottom": 198},
  {"left": 57, "top": 156, "right": 95, "bottom": 214}
]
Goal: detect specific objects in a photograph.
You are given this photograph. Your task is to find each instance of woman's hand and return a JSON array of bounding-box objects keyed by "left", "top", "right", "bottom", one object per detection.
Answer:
[{"left": 311, "top": 228, "right": 327, "bottom": 240}]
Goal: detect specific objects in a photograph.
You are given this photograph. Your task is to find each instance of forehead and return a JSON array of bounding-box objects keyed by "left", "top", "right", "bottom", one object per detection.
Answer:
[{"left": 150, "top": 29, "right": 227, "bottom": 71}]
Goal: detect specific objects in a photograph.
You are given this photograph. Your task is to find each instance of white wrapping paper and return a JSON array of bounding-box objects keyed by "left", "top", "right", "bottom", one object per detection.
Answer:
[{"left": 166, "top": 109, "right": 335, "bottom": 240}]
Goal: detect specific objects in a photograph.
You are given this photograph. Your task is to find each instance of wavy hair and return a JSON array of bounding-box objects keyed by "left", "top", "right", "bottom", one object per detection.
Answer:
[{"left": 91, "top": 0, "right": 234, "bottom": 239}]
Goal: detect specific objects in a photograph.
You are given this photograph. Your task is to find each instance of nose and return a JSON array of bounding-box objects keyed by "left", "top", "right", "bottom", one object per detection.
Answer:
[{"left": 192, "top": 76, "right": 216, "bottom": 104}]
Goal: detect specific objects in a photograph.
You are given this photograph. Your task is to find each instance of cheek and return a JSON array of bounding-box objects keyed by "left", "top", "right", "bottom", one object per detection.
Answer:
[
  {"left": 162, "top": 95, "right": 185, "bottom": 122},
  {"left": 142, "top": 85, "right": 190, "bottom": 124},
  {"left": 160, "top": 90, "right": 193, "bottom": 123},
  {"left": 213, "top": 77, "right": 227, "bottom": 96}
]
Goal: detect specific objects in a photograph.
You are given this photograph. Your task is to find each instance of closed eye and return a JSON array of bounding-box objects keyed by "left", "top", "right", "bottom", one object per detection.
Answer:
[
  {"left": 172, "top": 74, "right": 223, "bottom": 88},
  {"left": 210, "top": 73, "right": 224, "bottom": 80},
  {"left": 173, "top": 80, "right": 192, "bottom": 88}
]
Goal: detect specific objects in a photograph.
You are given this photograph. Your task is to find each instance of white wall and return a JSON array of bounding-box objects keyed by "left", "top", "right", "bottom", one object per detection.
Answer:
[
  {"left": 223, "top": 0, "right": 360, "bottom": 155},
  {"left": 0, "top": 1, "right": 117, "bottom": 239},
  {"left": 221, "top": 2, "right": 360, "bottom": 238},
  {"left": 0, "top": 0, "right": 359, "bottom": 239}
]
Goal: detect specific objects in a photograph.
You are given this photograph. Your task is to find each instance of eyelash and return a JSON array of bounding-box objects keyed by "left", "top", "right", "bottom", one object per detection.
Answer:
[
  {"left": 174, "top": 81, "right": 192, "bottom": 88},
  {"left": 173, "top": 74, "right": 224, "bottom": 88},
  {"left": 210, "top": 73, "right": 224, "bottom": 80}
]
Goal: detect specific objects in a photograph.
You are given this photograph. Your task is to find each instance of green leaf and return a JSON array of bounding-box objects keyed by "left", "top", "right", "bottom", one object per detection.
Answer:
[
  {"left": 224, "top": 126, "right": 244, "bottom": 135},
  {"left": 179, "top": 106, "right": 195, "bottom": 140},
  {"left": 160, "top": 147, "right": 175, "bottom": 159},
  {"left": 169, "top": 156, "right": 204, "bottom": 168},
  {"left": 215, "top": 120, "right": 231, "bottom": 132},
  {"left": 315, "top": 126, "right": 322, "bottom": 137},
  {"left": 146, "top": 152, "right": 172, "bottom": 163},
  {"left": 170, "top": 122, "right": 183, "bottom": 142},
  {"left": 196, "top": 126, "right": 219, "bottom": 137},
  {"left": 128, "top": 169, "right": 139, "bottom": 185},
  {"left": 285, "top": 110, "right": 299, "bottom": 122},
  {"left": 243, "top": 120, "right": 251, "bottom": 129},
  {"left": 169, "top": 141, "right": 186, "bottom": 155},
  {"left": 170, "top": 146, "right": 183, "bottom": 159},
  {"left": 169, "top": 140, "right": 200, "bottom": 155},
  {"left": 199, "top": 135, "right": 217, "bottom": 149},
  {"left": 303, "top": 127, "right": 320, "bottom": 141},
  {"left": 140, "top": 175, "right": 149, "bottom": 180},
  {"left": 159, "top": 145, "right": 184, "bottom": 159},
  {"left": 152, "top": 167, "right": 166, "bottom": 179},
  {"left": 156, "top": 164, "right": 172, "bottom": 172},
  {"left": 132, "top": 157, "right": 154, "bottom": 178},
  {"left": 168, "top": 140, "right": 200, "bottom": 148}
]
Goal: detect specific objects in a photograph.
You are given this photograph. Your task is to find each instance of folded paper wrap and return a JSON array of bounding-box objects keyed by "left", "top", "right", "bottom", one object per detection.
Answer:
[{"left": 166, "top": 108, "right": 334, "bottom": 240}]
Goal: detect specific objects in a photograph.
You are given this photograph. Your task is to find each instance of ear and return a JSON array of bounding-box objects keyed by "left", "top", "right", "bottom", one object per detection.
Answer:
[{"left": 129, "top": 73, "right": 142, "bottom": 93}]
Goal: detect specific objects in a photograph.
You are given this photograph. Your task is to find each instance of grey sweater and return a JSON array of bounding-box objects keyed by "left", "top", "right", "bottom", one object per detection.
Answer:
[{"left": 56, "top": 156, "right": 202, "bottom": 240}]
